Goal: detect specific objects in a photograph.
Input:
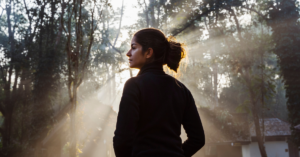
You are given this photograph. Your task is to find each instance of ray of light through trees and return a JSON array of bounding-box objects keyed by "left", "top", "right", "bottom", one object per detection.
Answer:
[{"left": 0, "top": 0, "right": 299, "bottom": 157}]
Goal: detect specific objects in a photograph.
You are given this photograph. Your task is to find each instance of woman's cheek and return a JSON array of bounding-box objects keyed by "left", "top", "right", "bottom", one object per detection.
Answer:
[{"left": 132, "top": 51, "right": 138, "bottom": 66}]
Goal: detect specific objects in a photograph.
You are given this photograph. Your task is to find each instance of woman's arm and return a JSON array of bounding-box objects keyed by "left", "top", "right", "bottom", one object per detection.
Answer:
[
  {"left": 113, "top": 78, "right": 140, "bottom": 157},
  {"left": 182, "top": 90, "right": 205, "bottom": 157}
]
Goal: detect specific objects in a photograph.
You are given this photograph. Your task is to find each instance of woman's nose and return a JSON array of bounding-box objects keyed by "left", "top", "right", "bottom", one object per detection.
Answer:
[{"left": 126, "top": 49, "right": 131, "bottom": 57}]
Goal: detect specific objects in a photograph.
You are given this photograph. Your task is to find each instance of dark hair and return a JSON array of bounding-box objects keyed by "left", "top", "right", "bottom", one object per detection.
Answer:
[{"left": 134, "top": 28, "right": 186, "bottom": 72}]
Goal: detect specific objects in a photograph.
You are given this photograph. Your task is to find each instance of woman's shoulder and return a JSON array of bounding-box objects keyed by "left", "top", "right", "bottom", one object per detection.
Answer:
[
  {"left": 124, "top": 77, "right": 139, "bottom": 87},
  {"left": 162, "top": 74, "right": 193, "bottom": 94},
  {"left": 127, "top": 73, "right": 191, "bottom": 92}
]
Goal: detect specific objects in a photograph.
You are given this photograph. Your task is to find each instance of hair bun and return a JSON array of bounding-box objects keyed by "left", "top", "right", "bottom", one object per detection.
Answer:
[{"left": 165, "top": 36, "right": 186, "bottom": 72}]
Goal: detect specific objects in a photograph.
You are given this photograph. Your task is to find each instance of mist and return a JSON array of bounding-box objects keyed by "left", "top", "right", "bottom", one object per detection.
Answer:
[{"left": 0, "top": 0, "right": 299, "bottom": 157}]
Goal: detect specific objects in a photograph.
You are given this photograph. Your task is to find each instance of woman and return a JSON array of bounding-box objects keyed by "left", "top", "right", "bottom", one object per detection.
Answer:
[{"left": 113, "top": 28, "right": 205, "bottom": 157}]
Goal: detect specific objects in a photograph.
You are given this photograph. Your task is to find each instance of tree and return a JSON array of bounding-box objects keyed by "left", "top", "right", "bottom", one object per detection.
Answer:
[
  {"left": 63, "top": 0, "right": 105, "bottom": 156},
  {"left": 268, "top": 0, "right": 300, "bottom": 146},
  {"left": 172, "top": 0, "right": 280, "bottom": 156}
]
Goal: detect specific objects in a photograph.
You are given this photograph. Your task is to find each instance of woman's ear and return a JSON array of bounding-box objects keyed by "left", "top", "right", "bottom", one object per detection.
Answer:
[{"left": 145, "top": 48, "right": 154, "bottom": 59}]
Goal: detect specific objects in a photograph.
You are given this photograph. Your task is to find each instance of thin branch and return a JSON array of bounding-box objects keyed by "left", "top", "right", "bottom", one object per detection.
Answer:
[
  {"left": 204, "top": 16, "right": 209, "bottom": 30},
  {"left": 226, "top": 7, "right": 242, "bottom": 41},
  {"left": 241, "top": 6, "right": 268, "bottom": 20},
  {"left": 66, "top": 0, "right": 73, "bottom": 100},
  {"left": 113, "top": 0, "right": 124, "bottom": 47},
  {"left": 156, "top": 2, "right": 161, "bottom": 28},
  {"left": 215, "top": 12, "right": 218, "bottom": 26},
  {"left": 0, "top": 9, "right": 4, "bottom": 19},
  {"left": 78, "top": 0, "right": 97, "bottom": 88},
  {"left": 25, "top": 1, "right": 45, "bottom": 43},
  {"left": 12, "top": 68, "right": 19, "bottom": 94},
  {"left": 0, "top": 65, "right": 7, "bottom": 84},
  {"left": 66, "top": 3, "right": 74, "bottom": 34},
  {"left": 93, "top": 9, "right": 103, "bottom": 33},
  {"left": 23, "top": 0, "right": 31, "bottom": 21},
  {"left": 12, "top": 0, "right": 16, "bottom": 35},
  {"left": 55, "top": 0, "right": 67, "bottom": 48},
  {"left": 171, "top": 9, "right": 212, "bottom": 36},
  {"left": 107, "top": 40, "right": 122, "bottom": 54}
]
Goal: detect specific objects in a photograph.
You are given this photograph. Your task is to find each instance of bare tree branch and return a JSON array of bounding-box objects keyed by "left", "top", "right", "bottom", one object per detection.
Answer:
[
  {"left": 23, "top": 0, "right": 31, "bottom": 21},
  {"left": 113, "top": 0, "right": 124, "bottom": 47},
  {"left": 0, "top": 9, "right": 4, "bottom": 19},
  {"left": 171, "top": 9, "right": 212, "bottom": 36},
  {"left": 55, "top": 0, "right": 67, "bottom": 48},
  {"left": 12, "top": 68, "right": 19, "bottom": 94},
  {"left": 230, "top": 8, "right": 242, "bottom": 40},
  {"left": 107, "top": 40, "right": 122, "bottom": 54},
  {"left": 78, "top": 1, "right": 97, "bottom": 88},
  {"left": 156, "top": 2, "right": 161, "bottom": 27},
  {"left": 241, "top": 6, "right": 268, "bottom": 20}
]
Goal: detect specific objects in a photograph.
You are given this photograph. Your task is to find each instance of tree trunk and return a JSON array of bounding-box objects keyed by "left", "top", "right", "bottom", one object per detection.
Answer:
[
  {"left": 246, "top": 70, "right": 268, "bottom": 157},
  {"left": 213, "top": 66, "right": 218, "bottom": 107},
  {"left": 252, "top": 108, "right": 268, "bottom": 157},
  {"left": 143, "top": 0, "right": 149, "bottom": 27},
  {"left": 65, "top": 0, "right": 97, "bottom": 156},
  {"left": 3, "top": 0, "right": 14, "bottom": 148},
  {"left": 211, "top": 32, "right": 218, "bottom": 108},
  {"left": 3, "top": 109, "right": 12, "bottom": 147},
  {"left": 149, "top": 0, "right": 156, "bottom": 28},
  {"left": 112, "top": 64, "right": 116, "bottom": 101},
  {"left": 270, "top": 0, "right": 300, "bottom": 146},
  {"left": 156, "top": 3, "right": 160, "bottom": 28},
  {"left": 70, "top": 92, "right": 77, "bottom": 157}
]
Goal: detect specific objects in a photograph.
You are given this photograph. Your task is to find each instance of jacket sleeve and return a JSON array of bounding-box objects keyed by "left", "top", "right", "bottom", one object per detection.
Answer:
[
  {"left": 113, "top": 78, "right": 140, "bottom": 157},
  {"left": 182, "top": 90, "right": 205, "bottom": 157}
]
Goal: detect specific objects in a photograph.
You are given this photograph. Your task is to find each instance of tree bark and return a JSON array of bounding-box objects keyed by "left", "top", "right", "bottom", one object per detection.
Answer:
[
  {"left": 245, "top": 69, "right": 268, "bottom": 157},
  {"left": 149, "top": 0, "right": 156, "bottom": 28},
  {"left": 143, "top": 0, "right": 149, "bottom": 27},
  {"left": 67, "top": 0, "right": 98, "bottom": 156},
  {"left": 3, "top": 0, "right": 15, "bottom": 148},
  {"left": 113, "top": 0, "right": 124, "bottom": 46}
]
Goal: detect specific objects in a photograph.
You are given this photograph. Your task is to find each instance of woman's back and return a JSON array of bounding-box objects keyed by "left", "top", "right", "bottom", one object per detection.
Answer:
[
  {"left": 113, "top": 63, "right": 205, "bottom": 157},
  {"left": 113, "top": 28, "right": 205, "bottom": 157}
]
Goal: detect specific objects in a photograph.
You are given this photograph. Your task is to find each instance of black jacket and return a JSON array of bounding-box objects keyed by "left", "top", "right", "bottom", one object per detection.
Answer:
[{"left": 113, "top": 62, "right": 205, "bottom": 157}]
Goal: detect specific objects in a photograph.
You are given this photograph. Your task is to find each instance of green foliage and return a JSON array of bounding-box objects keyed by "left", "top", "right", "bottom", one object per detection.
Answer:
[
  {"left": 176, "top": 0, "right": 295, "bottom": 156},
  {"left": 0, "top": 0, "right": 118, "bottom": 155},
  {"left": 0, "top": 0, "right": 299, "bottom": 156},
  {"left": 268, "top": 0, "right": 300, "bottom": 146}
]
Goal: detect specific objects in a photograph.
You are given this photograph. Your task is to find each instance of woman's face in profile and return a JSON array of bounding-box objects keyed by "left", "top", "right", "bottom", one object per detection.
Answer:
[{"left": 126, "top": 36, "right": 148, "bottom": 69}]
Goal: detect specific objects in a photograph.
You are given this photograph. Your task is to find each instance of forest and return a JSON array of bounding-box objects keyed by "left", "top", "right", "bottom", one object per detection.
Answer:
[{"left": 0, "top": 0, "right": 299, "bottom": 156}]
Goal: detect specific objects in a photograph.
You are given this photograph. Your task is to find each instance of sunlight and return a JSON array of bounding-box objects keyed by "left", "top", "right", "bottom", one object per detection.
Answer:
[
  {"left": 1, "top": 0, "right": 298, "bottom": 156},
  {"left": 109, "top": 0, "right": 140, "bottom": 46},
  {"left": 113, "top": 65, "right": 139, "bottom": 113}
]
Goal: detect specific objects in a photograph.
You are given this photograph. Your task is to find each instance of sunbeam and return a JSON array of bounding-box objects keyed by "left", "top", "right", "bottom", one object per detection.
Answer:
[{"left": 1, "top": 0, "right": 299, "bottom": 156}]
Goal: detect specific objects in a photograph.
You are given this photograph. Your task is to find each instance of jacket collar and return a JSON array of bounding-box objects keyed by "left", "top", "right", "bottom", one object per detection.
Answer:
[{"left": 137, "top": 62, "right": 165, "bottom": 76}]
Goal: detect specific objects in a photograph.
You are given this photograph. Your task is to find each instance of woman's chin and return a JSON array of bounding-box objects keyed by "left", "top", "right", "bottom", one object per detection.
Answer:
[
  {"left": 129, "top": 63, "right": 143, "bottom": 69},
  {"left": 129, "top": 65, "right": 141, "bottom": 70},
  {"left": 129, "top": 64, "right": 136, "bottom": 69}
]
